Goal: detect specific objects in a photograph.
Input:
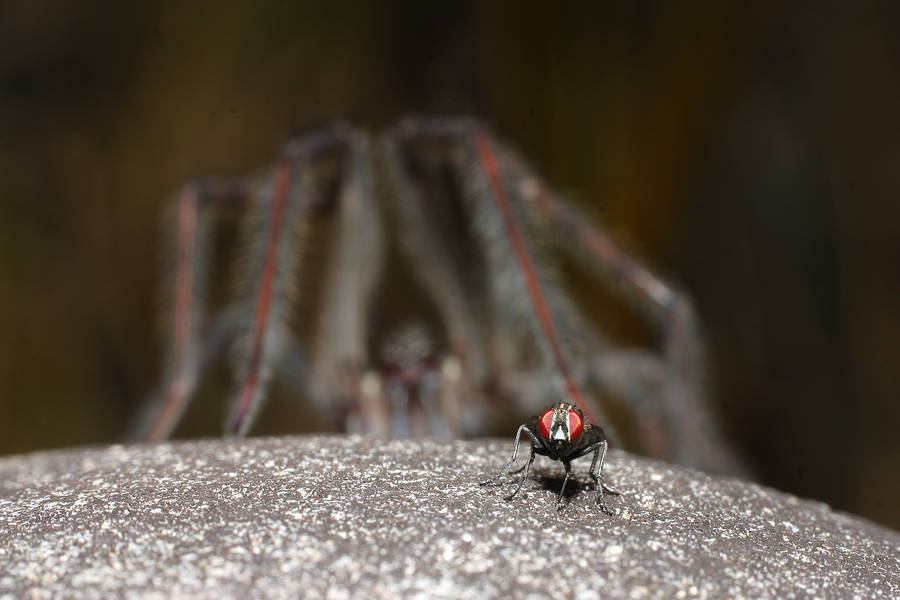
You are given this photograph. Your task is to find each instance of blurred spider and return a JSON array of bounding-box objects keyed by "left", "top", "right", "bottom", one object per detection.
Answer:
[{"left": 134, "top": 116, "right": 744, "bottom": 475}]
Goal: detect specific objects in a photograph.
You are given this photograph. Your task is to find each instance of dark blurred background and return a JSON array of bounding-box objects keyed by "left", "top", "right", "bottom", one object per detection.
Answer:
[{"left": 1, "top": 1, "right": 898, "bottom": 529}]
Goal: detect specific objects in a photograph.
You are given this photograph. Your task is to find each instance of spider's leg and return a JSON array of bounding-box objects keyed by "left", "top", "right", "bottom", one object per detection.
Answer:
[
  {"left": 589, "top": 349, "right": 674, "bottom": 460},
  {"left": 145, "top": 302, "right": 316, "bottom": 433},
  {"left": 556, "top": 460, "right": 573, "bottom": 510},
  {"left": 308, "top": 131, "right": 386, "bottom": 432},
  {"left": 481, "top": 423, "right": 540, "bottom": 485},
  {"left": 135, "top": 179, "right": 250, "bottom": 442},
  {"left": 395, "top": 118, "right": 610, "bottom": 430},
  {"left": 455, "top": 124, "right": 609, "bottom": 429},
  {"left": 227, "top": 128, "right": 349, "bottom": 436},
  {"left": 503, "top": 445, "right": 536, "bottom": 500},
  {"left": 505, "top": 150, "right": 747, "bottom": 475}
]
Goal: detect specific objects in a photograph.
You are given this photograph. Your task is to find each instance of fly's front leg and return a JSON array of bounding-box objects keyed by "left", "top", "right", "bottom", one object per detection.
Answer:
[
  {"left": 507, "top": 459, "right": 530, "bottom": 475},
  {"left": 481, "top": 424, "right": 540, "bottom": 486},
  {"left": 588, "top": 439, "right": 620, "bottom": 495},
  {"left": 503, "top": 445, "right": 536, "bottom": 500},
  {"left": 556, "top": 460, "right": 573, "bottom": 510},
  {"left": 588, "top": 439, "right": 617, "bottom": 515}
]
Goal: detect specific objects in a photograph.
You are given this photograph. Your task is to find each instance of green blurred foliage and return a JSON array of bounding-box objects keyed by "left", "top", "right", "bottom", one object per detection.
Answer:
[{"left": 1, "top": 1, "right": 898, "bottom": 528}]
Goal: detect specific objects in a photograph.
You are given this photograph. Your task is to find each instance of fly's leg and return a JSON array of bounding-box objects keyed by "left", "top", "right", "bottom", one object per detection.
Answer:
[
  {"left": 507, "top": 460, "right": 530, "bottom": 476},
  {"left": 588, "top": 439, "right": 616, "bottom": 515},
  {"left": 557, "top": 460, "right": 573, "bottom": 510},
  {"left": 504, "top": 445, "right": 536, "bottom": 500},
  {"left": 134, "top": 179, "right": 249, "bottom": 442},
  {"left": 481, "top": 424, "right": 540, "bottom": 485}
]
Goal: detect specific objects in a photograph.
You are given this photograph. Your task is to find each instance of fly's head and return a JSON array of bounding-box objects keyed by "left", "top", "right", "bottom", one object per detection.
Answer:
[{"left": 537, "top": 402, "right": 584, "bottom": 458}]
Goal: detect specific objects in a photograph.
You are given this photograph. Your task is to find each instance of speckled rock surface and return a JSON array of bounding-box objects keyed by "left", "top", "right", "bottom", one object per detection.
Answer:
[{"left": 0, "top": 437, "right": 898, "bottom": 599}]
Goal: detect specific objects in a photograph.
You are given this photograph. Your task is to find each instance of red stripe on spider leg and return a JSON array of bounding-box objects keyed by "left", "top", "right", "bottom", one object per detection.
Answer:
[
  {"left": 531, "top": 187, "right": 676, "bottom": 317},
  {"left": 473, "top": 132, "right": 602, "bottom": 428},
  {"left": 173, "top": 189, "right": 198, "bottom": 370},
  {"left": 147, "top": 382, "right": 186, "bottom": 442},
  {"left": 231, "top": 159, "right": 294, "bottom": 434},
  {"left": 146, "top": 186, "right": 199, "bottom": 442}
]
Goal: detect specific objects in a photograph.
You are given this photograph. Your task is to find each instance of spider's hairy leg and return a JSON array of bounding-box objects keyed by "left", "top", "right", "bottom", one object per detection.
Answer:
[
  {"left": 135, "top": 180, "right": 250, "bottom": 443},
  {"left": 310, "top": 131, "right": 387, "bottom": 433},
  {"left": 228, "top": 128, "right": 349, "bottom": 436},
  {"left": 515, "top": 169, "right": 748, "bottom": 475},
  {"left": 452, "top": 122, "right": 611, "bottom": 430}
]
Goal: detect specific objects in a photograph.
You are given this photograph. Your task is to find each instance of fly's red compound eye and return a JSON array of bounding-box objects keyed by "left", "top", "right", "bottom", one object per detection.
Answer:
[
  {"left": 568, "top": 410, "right": 584, "bottom": 439},
  {"left": 539, "top": 409, "right": 555, "bottom": 439}
]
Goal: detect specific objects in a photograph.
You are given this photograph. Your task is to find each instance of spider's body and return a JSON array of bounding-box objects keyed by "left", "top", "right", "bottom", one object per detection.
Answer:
[{"left": 135, "top": 117, "right": 744, "bottom": 477}]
